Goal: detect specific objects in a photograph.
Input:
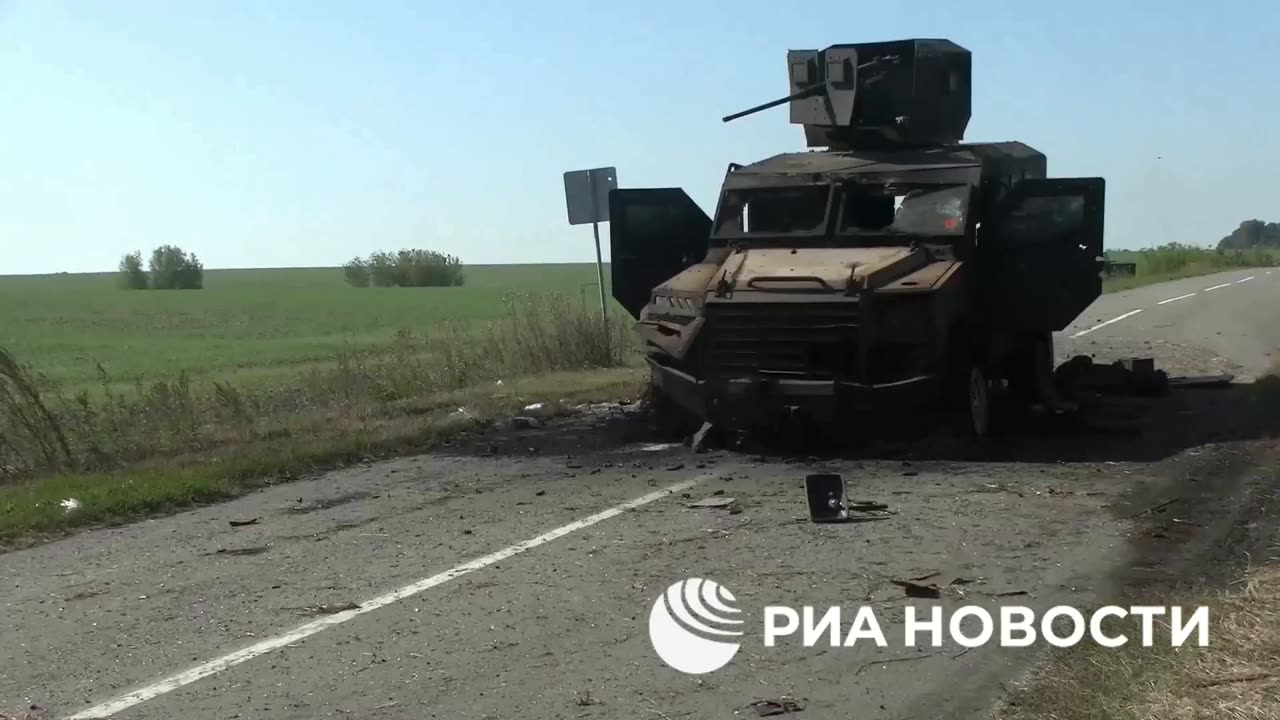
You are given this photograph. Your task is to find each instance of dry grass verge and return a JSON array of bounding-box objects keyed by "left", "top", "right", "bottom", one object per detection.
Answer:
[
  {"left": 999, "top": 360, "right": 1280, "bottom": 720},
  {"left": 998, "top": 567, "right": 1280, "bottom": 720},
  {"left": 0, "top": 366, "right": 645, "bottom": 548}
]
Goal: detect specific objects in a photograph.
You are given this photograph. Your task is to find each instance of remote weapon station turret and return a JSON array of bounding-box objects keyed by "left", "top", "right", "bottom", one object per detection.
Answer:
[{"left": 608, "top": 39, "right": 1105, "bottom": 441}]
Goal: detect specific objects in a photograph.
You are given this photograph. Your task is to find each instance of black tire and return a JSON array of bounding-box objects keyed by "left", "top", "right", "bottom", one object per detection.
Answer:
[
  {"left": 1005, "top": 331, "right": 1053, "bottom": 407},
  {"left": 964, "top": 364, "right": 996, "bottom": 439}
]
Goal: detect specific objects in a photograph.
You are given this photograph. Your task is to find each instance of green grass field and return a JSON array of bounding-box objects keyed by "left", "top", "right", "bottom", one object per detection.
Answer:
[
  {"left": 6, "top": 249, "right": 1276, "bottom": 393},
  {"left": 0, "top": 264, "right": 615, "bottom": 392}
]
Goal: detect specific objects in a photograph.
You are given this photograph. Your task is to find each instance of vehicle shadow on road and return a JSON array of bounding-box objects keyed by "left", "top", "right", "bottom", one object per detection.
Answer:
[
  {"left": 709, "top": 378, "right": 1280, "bottom": 467},
  {"left": 440, "top": 377, "right": 1280, "bottom": 470}
]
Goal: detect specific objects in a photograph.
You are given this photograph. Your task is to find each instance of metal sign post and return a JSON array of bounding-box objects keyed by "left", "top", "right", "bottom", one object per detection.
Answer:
[{"left": 563, "top": 166, "right": 617, "bottom": 322}]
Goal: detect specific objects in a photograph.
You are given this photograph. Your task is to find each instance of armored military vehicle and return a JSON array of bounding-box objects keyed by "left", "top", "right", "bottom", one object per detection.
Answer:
[{"left": 608, "top": 39, "right": 1104, "bottom": 441}]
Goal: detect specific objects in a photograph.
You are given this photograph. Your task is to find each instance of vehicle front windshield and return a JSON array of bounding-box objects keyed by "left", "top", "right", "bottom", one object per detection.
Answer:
[
  {"left": 838, "top": 184, "right": 971, "bottom": 237},
  {"left": 712, "top": 185, "right": 831, "bottom": 239}
]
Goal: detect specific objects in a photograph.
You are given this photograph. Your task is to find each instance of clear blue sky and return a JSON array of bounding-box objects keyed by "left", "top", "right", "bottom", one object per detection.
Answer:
[{"left": 1, "top": 0, "right": 1276, "bottom": 274}]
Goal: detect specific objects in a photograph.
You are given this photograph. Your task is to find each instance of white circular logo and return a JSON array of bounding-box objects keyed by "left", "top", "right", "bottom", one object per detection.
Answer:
[{"left": 647, "top": 578, "right": 743, "bottom": 674}]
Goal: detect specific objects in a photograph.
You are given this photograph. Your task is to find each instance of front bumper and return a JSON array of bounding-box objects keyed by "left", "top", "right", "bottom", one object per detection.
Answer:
[{"left": 646, "top": 357, "right": 943, "bottom": 427}]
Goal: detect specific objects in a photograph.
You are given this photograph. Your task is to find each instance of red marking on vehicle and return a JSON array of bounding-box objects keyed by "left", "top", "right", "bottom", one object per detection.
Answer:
[{"left": 943, "top": 218, "right": 959, "bottom": 230}]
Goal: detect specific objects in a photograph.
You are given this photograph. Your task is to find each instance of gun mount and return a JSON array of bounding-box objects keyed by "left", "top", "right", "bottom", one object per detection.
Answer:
[{"left": 724, "top": 38, "right": 972, "bottom": 151}]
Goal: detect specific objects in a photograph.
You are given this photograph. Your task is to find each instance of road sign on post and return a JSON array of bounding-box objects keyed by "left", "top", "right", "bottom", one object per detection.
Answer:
[{"left": 563, "top": 167, "right": 617, "bottom": 323}]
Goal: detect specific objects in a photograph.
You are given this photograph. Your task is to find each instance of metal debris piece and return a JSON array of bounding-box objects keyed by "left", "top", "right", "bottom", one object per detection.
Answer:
[
  {"left": 510, "top": 416, "right": 542, "bottom": 429},
  {"left": 211, "top": 546, "right": 269, "bottom": 557},
  {"left": 1055, "top": 355, "right": 1170, "bottom": 397},
  {"left": 803, "top": 480, "right": 894, "bottom": 523},
  {"left": 691, "top": 421, "right": 714, "bottom": 453},
  {"left": 804, "top": 473, "right": 848, "bottom": 523},
  {"left": 685, "top": 497, "right": 736, "bottom": 509},
  {"left": 750, "top": 697, "right": 805, "bottom": 716},
  {"left": 228, "top": 518, "right": 260, "bottom": 528},
  {"left": 890, "top": 572, "right": 976, "bottom": 599},
  {"left": 295, "top": 601, "right": 361, "bottom": 616}
]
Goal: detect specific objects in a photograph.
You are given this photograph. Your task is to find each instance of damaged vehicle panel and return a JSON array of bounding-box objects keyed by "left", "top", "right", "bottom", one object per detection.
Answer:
[{"left": 609, "top": 38, "right": 1106, "bottom": 441}]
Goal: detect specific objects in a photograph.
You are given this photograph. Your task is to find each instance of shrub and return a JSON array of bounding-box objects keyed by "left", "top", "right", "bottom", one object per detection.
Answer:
[
  {"left": 342, "top": 257, "right": 370, "bottom": 288},
  {"left": 346, "top": 249, "right": 465, "bottom": 288},
  {"left": 148, "top": 245, "right": 204, "bottom": 290},
  {"left": 368, "top": 252, "right": 399, "bottom": 287},
  {"left": 394, "top": 249, "right": 464, "bottom": 287},
  {"left": 117, "top": 251, "right": 148, "bottom": 290}
]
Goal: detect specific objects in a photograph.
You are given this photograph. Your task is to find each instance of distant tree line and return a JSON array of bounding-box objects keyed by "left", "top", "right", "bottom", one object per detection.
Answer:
[
  {"left": 1217, "top": 220, "right": 1280, "bottom": 250},
  {"left": 342, "top": 249, "right": 464, "bottom": 288},
  {"left": 118, "top": 246, "right": 204, "bottom": 290}
]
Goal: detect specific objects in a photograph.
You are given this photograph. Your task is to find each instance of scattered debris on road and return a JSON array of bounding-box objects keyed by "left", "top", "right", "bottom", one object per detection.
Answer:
[
  {"left": 891, "top": 572, "right": 977, "bottom": 599},
  {"left": 209, "top": 546, "right": 269, "bottom": 557},
  {"left": 228, "top": 518, "right": 260, "bottom": 528},
  {"left": 0, "top": 704, "right": 47, "bottom": 720},
  {"left": 60, "top": 498, "right": 81, "bottom": 514},
  {"left": 294, "top": 601, "right": 360, "bottom": 616},
  {"left": 749, "top": 697, "right": 806, "bottom": 716},
  {"left": 685, "top": 496, "right": 736, "bottom": 509},
  {"left": 1056, "top": 355, "right": 1171, "bottom": 397},
  {"left": 1123, "top": 496, "right": 1181, "bottom": 519},
  {"left": 854, "top": 652, "right": 939, "bottom": 675}
]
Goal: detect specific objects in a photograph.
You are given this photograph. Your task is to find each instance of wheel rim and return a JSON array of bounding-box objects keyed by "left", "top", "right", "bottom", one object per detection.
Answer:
[{"left": 968, "top": 367, "right": 990, "bottom": 436}]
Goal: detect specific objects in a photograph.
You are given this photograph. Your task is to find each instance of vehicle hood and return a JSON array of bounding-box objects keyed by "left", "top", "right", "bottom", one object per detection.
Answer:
[{"left": 707, "top": 246, "right": 928, "bottom": 294}]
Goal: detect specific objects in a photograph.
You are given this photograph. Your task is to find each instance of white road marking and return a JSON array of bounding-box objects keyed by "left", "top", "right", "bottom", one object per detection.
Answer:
[
  {"left": 67, "top": 476, "right": 711, "bottom": 719},
  {"left": 1204, "top": 282, "right": 1232, "bottom": 291},
  {"left": 1070, "top": 308, "right": 1144, "bottom": 338},
  {"left": 1236, "top": 276, "right": 1255, "bottom": 284},
  {"left": 1157, "top": 292, "right": 1196, "bottom": 305}
]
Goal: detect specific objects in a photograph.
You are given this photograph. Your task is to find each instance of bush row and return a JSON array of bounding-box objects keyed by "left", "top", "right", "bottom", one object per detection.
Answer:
[
  {"left": 118, "top": 246, "right": 204, "bottom": 290},
  {"left": 343, "top": 250, "right": 464, "bottom": 288}
]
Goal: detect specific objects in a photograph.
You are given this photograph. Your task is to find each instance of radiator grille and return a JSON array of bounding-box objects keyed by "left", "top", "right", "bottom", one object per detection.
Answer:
[{"left": 703, "top": 302, "right": 860, "bottom": 380}]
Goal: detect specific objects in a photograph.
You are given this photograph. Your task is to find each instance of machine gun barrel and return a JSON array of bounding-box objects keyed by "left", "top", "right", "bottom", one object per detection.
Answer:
[{"left": 722, "top": 83, "right": 824, "bottom": 123}]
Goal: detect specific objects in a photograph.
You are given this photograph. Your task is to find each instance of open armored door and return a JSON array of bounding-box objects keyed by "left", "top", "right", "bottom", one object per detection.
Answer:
[
  {"left": 608, "top": 188, "right": 712, "bottom": 319},
  {"left": 979, "top": 178, "right": 1106, "bottom": 331}
]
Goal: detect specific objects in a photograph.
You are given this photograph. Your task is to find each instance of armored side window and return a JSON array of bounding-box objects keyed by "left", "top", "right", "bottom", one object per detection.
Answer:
[{"left": 996, "top": 195, "right": 1086, "bottom": 245}]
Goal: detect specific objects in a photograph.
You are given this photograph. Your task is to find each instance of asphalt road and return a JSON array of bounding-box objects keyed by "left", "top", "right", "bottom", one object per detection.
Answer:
[{"left": 2, "top": 267, "right": 1277, "bottom": 720}]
